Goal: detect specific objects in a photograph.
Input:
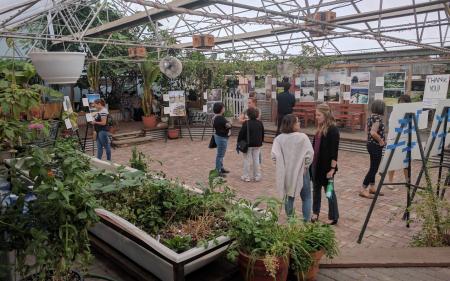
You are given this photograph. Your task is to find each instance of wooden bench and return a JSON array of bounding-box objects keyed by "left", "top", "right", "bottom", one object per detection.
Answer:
[
  {"left": 329, "top": 103, "right": 365, "bottom": 132},
  {"left": 293, "top": 102, "right": 316, "bottom": 127}
]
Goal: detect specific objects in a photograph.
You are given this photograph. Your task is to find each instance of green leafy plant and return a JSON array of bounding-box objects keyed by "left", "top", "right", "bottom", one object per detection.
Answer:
[
  {"left": 225, "top": 197, "right": 290, "bottom": 279},
  {"left": 0, "top": 138, "right": 98, "bottom": 280},
  {"left": 139, "top": 60, "right": 160, "bottom": 117},
  {"left": 223, "top": 109, "right": 234, "bottom": 118},
  {"left": 285, "top": 219, "right": 338, "bottom": 278},
  {"left": 130, "top": 146, "right": 148, "bottom": 171},
  {"left": 87, "top": 61, "right": 101, "bottom": 92},
  {"left": 87, "top": 168, "right": 234, "bottom": 253},
  {"left": 226, "top": 197, "right": 338, "bottom": 280},
  {"left": 411, "top": 169, "right": 450, "bottom": 247}
]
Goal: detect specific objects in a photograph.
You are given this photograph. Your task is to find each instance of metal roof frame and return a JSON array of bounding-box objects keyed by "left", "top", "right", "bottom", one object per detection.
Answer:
[{"left": 0, "top": 0, "right": 449, "bottom": 61}]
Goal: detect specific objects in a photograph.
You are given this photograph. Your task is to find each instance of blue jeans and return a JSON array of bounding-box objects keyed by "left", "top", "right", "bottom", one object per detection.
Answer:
[
  {"left": 284, "top": 172, "right": 312, "bottom": 222},
  {"left": 97, "top": 130, "right": 111, "bottom": 161},
  {"left": 214, "top": 134, "right": 228, "bottom": 172}
]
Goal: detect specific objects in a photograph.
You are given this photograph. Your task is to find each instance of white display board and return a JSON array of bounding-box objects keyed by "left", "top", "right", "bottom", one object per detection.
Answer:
[
  {"left": 423, "top": 74, "right": 450, "bottom": 108},
  {"left": 423, "top": 100, "right": 450, "bottom": 157},
  {"left": 168, "top": 90, "right": 186, "bottom": 117},
  {"left": 380, "top": 102, "right": 428, "bottom": 171},
  {"left": 298, "top": 73, "right": 315, "bottom": 101}
]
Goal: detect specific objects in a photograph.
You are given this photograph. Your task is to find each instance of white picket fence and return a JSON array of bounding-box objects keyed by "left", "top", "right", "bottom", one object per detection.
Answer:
[
  {"left": 222, "top": 92, "right": 273, "bottom": 121},
  {"left": 222, "top": 91, "right": 247, "bottom": 118}
]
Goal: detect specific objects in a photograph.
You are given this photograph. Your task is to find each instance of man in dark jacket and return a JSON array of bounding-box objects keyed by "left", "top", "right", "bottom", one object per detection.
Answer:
[{"left": 276, "top": 82, "right": 296, "bottom": 135}]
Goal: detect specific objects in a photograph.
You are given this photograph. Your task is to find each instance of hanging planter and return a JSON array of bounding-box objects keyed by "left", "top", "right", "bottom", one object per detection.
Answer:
[{"left": 29, "top": 51, "right": 86, "bottom": 84}]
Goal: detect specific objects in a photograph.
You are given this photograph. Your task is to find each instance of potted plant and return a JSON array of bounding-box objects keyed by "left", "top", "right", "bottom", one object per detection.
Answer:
[
  {"left": 286, "top": 220, "right": 338, "bottom": 281},
  {"left": 226, "top": 197, "right": 290, "bottom": 281},
  {"left": 167, "top": 117, "right": 180, "bottom": 139},
  {"left": 0, "top": 139, "right": 98, "bottom": 281},
  {"left": 139, "top": 60, "right": 160, "bottom": 128},
  {"left": 0, "top": 58, "right": 41, "bottom": 158}
]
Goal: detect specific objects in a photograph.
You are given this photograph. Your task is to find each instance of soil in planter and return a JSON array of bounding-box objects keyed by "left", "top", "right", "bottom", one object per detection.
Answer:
[{"left": 161, "top": 214, "right": 228, "bottom": 253}]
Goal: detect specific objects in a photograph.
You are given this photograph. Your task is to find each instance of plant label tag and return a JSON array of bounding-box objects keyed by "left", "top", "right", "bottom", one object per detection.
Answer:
[
  {"left": 203, "top": 105, "right": 207, "bottom": 113},
  {"left": 271, "top": 92, "right": 276, "bottom": 99},
  {"left": 64, "top": 118, "right": 72, "bottom": 129},
  {"left": 85, "top": 113, "right": 94, "bottom": 122},
  {"left": 163, "top": 94, "right": 169, "bottom": 102},
  {"left": 272, "top": 78, "right": 277, "bottom": 85},
  {"left": 295, "top": 91, "right": 301, "bottom": 99},
  {"left": 203, "top": 92, "right": 208, "bottom": 100},
  {"left": 82, "top": 98, "right": 89, "bottom": 107},
  {"left": 164, "top": 107, "right": 170, "bottom": 115},
  {"left": 374, "top": 92, "right": 383, "bottom": 100}
]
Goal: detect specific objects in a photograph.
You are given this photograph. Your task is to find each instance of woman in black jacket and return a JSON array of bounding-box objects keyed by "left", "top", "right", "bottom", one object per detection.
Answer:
[
  {"left": 311, "top": 103, "right": 340, "bottom": 225},
  {"left": 237, "top": 107, "right": 264, "bottom": 182},
  {"left": 213, "top": 102, "right": 232, "bottom": 177}
]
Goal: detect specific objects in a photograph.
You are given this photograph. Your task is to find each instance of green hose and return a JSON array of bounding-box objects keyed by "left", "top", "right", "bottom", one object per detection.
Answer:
[{"left": 84, "top": 273, "right": 121, "bottom": 281}]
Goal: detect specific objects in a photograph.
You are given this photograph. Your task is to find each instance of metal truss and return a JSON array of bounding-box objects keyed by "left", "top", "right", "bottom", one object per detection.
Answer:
[{"left": 1, "top": 0, "right": 450, "bottom": 60}]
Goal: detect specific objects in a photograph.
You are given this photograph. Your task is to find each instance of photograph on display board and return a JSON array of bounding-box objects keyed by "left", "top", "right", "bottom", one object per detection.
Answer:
[
  {"left": 350, "top": 72, "right": 370, "bottom": 88},
  {"left": 86, "top": 93, "right": 101, "bottom": 113},
  {"left": 206, "top": 101, "right": 216, "bottom": 114},
  {"left": 207, "top": 89, "right": 222, "bottom": 102},
  {"left": 383, "top": 72, "right": 406, "bottom": 106},
  {"left": 168, "top": 90, "right": 186, "bottom": 117},
  {"left": 350, "top": 88, "right": 369, "bottom": 104},
  {"left": 324, "top": 72, "right": 345, "bottom": 102},
  {"left": 297, "top": 73, "right": 315, "bottom": 101}
]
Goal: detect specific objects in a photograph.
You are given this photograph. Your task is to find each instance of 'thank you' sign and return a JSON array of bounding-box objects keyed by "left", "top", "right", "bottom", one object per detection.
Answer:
[{"left": 423, "top": 74, "right": 450, "bottom": 108}]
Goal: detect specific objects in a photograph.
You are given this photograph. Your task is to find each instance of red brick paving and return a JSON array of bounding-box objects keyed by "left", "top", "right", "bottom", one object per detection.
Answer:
[{"left": 108, "top": 137, "right": 442, "bottom": 250}]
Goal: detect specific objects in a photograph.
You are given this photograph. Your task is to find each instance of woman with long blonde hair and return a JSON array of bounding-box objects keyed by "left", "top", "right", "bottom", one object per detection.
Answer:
[{"left": 311, "top": 104, "right": 340, "bottom": 225}]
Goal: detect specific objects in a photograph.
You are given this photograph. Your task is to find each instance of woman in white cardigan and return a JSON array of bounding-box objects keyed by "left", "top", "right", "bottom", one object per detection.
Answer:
[{"left": 271, "top": 114, "right": 314, "bottom": 222}]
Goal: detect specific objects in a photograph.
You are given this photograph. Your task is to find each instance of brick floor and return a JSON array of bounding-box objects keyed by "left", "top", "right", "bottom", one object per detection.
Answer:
[{"left": 106, "top": 137, "right": 444, "bottom": 249}]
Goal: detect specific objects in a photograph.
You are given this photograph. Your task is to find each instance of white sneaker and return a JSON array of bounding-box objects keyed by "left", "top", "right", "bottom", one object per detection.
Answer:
[{"left": 240, "top": 176, "right": 251, "bottom": 182}]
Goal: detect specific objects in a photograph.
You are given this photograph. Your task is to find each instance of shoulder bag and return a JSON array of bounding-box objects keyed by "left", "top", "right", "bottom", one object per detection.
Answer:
[{"left": 237, "top": 120, "right": 250, "bottom": 153}]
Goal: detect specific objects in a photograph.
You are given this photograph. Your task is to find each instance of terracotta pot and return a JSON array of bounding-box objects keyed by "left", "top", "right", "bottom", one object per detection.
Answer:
[
  {"left": 142, "top": 115, "right": 157, "bottom": 128},
  {"left": 238, "top": 251, "right": 288, "bottom": 281},
  {"left": 294, "top": 249, "right": 324, "bottom": 281},
  {"left": 167, "top": 128, "right": 180, "bottom": 139}
]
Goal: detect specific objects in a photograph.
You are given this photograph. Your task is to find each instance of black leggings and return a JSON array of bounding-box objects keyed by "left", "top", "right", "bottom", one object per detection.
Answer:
[
  {"left": 276, "top": 114, "right": 285, "bottom": 136},
  {"left": 363, "top": 142, "right": 383, "bottom": 187}
]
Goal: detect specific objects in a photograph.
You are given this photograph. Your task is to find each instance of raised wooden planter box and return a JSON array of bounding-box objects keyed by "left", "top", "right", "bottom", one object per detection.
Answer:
[{"left": 88, "top": 158, "right": 232, "bottom": 281}]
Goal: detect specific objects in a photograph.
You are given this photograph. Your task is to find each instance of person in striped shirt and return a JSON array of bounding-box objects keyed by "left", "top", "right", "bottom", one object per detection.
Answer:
[{"left": 91, "top": 99, "right": 111, "bottom": 161}]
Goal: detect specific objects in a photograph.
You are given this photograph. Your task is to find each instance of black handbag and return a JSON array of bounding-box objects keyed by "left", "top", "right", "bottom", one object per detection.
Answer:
[
  {"left": 237, "top": 121, "right": 250, "bottom": 153},
  {"left": 208, "top": 134, "right": 217, "bottom": 149}
]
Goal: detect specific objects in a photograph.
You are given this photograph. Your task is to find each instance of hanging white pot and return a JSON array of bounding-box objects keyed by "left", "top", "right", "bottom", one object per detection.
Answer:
[{"left": 29, "top": 51, "right": 86, "bottom": 84}]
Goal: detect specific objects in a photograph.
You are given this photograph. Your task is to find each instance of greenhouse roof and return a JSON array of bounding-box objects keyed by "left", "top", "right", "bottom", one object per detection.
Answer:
[{"left": 1, "top": 0, "right": 450, "bottom": 60}]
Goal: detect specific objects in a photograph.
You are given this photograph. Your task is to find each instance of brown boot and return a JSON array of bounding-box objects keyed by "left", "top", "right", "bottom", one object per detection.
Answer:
[
  {"left": 369, "top": 185, "right": 384, "bottom": 196},
  {"left": 359, "top": 188, "right": 374, "bottom": 199}
]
